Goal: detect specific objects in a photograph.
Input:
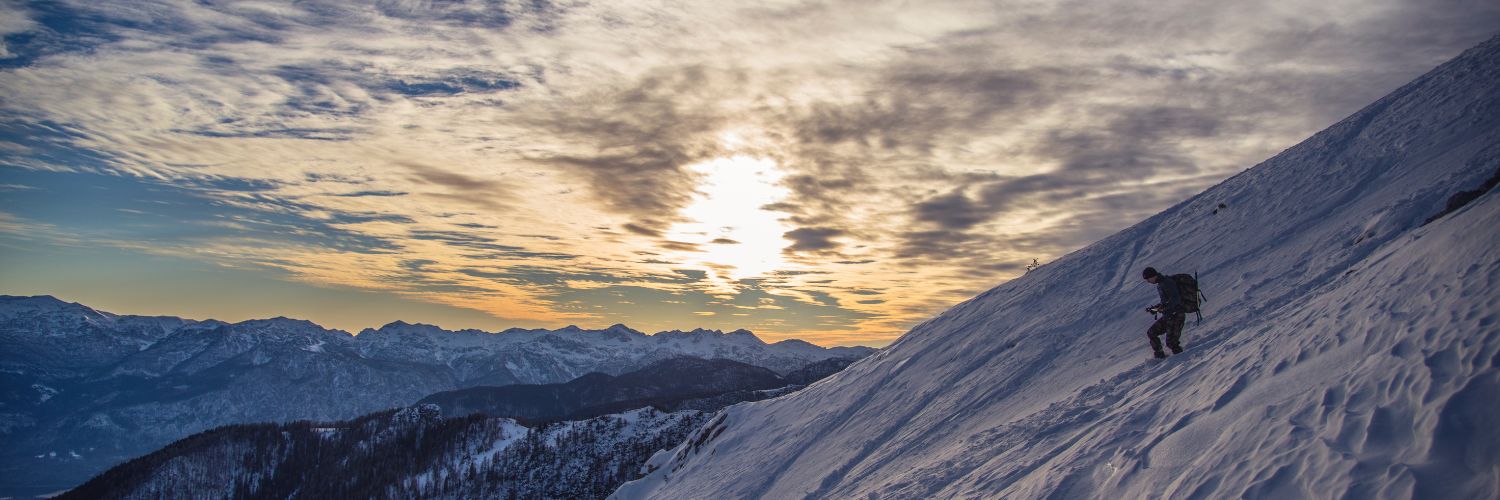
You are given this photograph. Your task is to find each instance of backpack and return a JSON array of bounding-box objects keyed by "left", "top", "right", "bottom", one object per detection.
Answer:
[{"left": 1172, "top": 273, "right": 1205, "bottom": 315}]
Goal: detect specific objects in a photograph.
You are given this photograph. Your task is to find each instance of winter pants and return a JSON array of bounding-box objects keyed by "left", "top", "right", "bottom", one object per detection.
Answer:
[{"left": 1147, "top": 313, "right": 1185, "bottom": 354}]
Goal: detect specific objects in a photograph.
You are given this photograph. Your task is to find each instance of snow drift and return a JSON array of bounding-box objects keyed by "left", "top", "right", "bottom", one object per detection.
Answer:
[{"left": 614, "top": 36, "right": 1500, "bottom": 499}]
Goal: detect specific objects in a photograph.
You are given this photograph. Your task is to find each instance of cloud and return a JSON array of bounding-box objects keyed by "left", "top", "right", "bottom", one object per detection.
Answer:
[
  {"left": 621, "top": 223, "right": 663, "bottom": 237},
  {"left": 783, "top": 227, "right": 845, "bottom": 253},
  {"left": 911, "top": 189, "right": 991, "bottom": 231},
  {"left": 787, "top": 65, "right": 1065, "bottom": 154},
  {"left": 657, "top": 240, "right": 702, "bottom": 253},
  {"left": 403, "top": 161, "right": 506, "bottom": 191},
  {"left": 1, "top": 0, "right": 1496, "bottom": 346},
  {"left": 369, "top": 0, "right": 562, "bottom": 29},
  {"left": 0, "top": 166, "right": 407, "bottom": 257},
  {"left": 331, "top": 190, "right": 408, "bottom": 197},
  {"left": 400, "top": 161, "right": 513, "bottom": 211}
]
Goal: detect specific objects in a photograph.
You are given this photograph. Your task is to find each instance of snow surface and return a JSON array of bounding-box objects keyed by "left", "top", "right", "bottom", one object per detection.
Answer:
[
  {"left": 391, "top": 407, "right": 699, "bottom": 496},
  {"left": 614, "top": 36, "right": 1500, "bottom": 499}
]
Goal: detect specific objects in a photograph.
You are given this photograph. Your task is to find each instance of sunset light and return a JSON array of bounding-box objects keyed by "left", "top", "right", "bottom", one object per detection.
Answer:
[
  {"left": 2, "top": 1, "right": 1494, "bottom": 348},
  {"left": 3, "top": 1, "right": 1497, "bottom": 498},
  {"left": 666, "top": 155, "right": 791, "bottom": 283}
]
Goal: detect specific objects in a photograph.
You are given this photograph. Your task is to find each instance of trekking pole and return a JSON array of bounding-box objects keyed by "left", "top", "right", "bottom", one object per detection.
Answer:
[
  {"left": 1195, "top": 271, "right": 1207, "bottom": 304},
  {"left": 1194, "top": 271, "right": 1205, "bottom": 325}
]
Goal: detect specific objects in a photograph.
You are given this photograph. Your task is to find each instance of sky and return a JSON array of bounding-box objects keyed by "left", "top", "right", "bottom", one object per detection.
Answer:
[{"left": 0, "top": 0, "right": 1496, "bottom": 346}]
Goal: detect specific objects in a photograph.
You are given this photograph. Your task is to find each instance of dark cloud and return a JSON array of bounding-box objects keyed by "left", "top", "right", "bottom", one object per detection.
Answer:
[
  {"left": 403, "top": 161, "right": 501, "bottom": 190},
  {"left": 538, "top": 149, "right": 701, "bottom": 230},
  {"left": 621, "top": 223, "right": 663, "bottom": 237},
  {"left": 671, "top": 269, "right": 708, "bottom": 283},
  {"left": 767, "top": 270, "right": 831, "bottom": 277},
  {"left": 761, "top": 62, "right": 1077, "bottom": 242},
  {"left": 893, "top": 229, "right": 980, "bottom": 261},
  {"left": 370, "top": 0, "right": 564, "bottom": 29},
  {"left": 176, "top": 176, "right": 282, "bottom": 193},
  {"left": 458, "top": 265, "right": 627, "bottom": 287},
  {"left": 776, "top": 169, "right": 871, "bottom": 223},
  {"left": 263, "top": 63, "right": 377, "bottom": 118},
  {"left": 1237, "top": 2, "right": 1500, "bottom": 73},
  {"left": 401, "top": 161, "right": 511, "bottom": 210},
  {"left": 784, "top": 64, "right": 1066, "bottom": 153},
  {"left": 911, "top": 189, "right": 990, "bottom": 231},
  {"left": 166, "top": 58, "right": 519, "bottom": 142},
  {"left": 384, "top": 71, "right": 520, "bottom": 97},
  {"left": 783, "top": 227, "right": 845, "bottom": 253},
  {"left": 304, "top": 172, "right": 373, "bottom": 184},
  {"left": 527, "top": 66, "right": 735, "bottom": 234},
  {"left": 408, "top": 229, "right": 578, "bottom": 261},
  {"left": 658, "top": 240, "right": 702, "bottom": 252},
  {"left": 457, "top": 264, "right": 702, "bottom": 291},
  {"left": 461, "top": 250, "right": 576, "bottom": 261},
  {"left": 332, "top": 190, "right": 408, "bottom": 198},
  {"left": 399, "top": 259, "right": 438, "bottom": 272},
  {"left": 979, "top": 262, "right": 1025, "bottom": 273},
  {"left": 762, "top": 8, "right": 1494, "bottom": 274},
  {"left": 893, "top": 103, "right": 1235, "bottom": 263},
  {"left": 176, "top": 127, "right": 360, "bottom": 141},
  {"left": 1046, "top": 106, "right": 1221, "bottom": 173},
  {"left": 758, "top": 53, "right": 1095, "bottom": 268},
  {"left": 409, "top": 230, "right": 499, "bottom": 245}
]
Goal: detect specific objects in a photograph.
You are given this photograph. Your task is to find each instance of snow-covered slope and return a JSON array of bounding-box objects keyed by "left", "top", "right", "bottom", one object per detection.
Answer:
[
  {"left": 62, "top": 405, "right": 707, "bottom": 500},
  {"left": 614, "top": 36, "right": 1500, "bottom": 499}
]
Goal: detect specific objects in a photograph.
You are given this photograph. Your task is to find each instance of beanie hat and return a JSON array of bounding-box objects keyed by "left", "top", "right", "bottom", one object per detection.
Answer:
[{"left": 1142, "top": 267, "right": 1159, "bottom": 279}]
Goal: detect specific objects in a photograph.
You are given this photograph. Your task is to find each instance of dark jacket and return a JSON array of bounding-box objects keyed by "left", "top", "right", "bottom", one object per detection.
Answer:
[{"left": 1155, "top": 274, "right": 1184, "bottom": 315}]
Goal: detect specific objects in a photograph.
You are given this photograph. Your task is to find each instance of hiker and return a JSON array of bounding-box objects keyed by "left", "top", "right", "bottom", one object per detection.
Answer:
[{"left": 1142, "top": 266, "right": 1185, "bottom": 358}]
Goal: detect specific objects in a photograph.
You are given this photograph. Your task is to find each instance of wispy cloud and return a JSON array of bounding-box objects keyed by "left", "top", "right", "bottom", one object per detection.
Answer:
[{"left": 1, "top": 0, "right": 1495, "bottom": 345}]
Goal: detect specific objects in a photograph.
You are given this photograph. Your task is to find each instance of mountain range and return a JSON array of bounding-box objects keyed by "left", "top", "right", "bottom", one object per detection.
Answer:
[
  {"left": 58, "top": 354, "right": 865, "bottom": 499},
  {"left": 0, "top": 296, "right": 873, "bottom": 497},
  {"left": 416, "top": 357, "right": 789, "bottom": 422}
]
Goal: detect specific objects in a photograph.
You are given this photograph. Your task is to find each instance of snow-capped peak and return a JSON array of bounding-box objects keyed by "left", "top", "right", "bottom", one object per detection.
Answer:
[
  {"left": 0, "top": 295, "right": 114, "bottom": 323},
  {"left": 605, "top": 323, "right": 644, "bottom": 336}
]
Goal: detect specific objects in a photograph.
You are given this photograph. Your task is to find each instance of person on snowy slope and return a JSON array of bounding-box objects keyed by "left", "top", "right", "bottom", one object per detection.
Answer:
[{"left": 1142, "top": 266, "right": 1185, "bottom": 359}]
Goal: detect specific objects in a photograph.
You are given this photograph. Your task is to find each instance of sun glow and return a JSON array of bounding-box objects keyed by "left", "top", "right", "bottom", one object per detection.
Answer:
[{"left": 666, "top": 155, "right": 791, "bottom": 281}]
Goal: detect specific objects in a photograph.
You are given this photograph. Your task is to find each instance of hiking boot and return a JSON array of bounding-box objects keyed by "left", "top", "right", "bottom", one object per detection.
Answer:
[
  {"left": 1169, "top": 345, "right": 1183, "bottom": 354},
  {"left": 1153, "top": 350, "right": 1167, "bottom": 359}
]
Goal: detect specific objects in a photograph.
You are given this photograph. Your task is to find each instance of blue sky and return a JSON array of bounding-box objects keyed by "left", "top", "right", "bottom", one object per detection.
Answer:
[{"left": 1, "top": 0, "right": 1496, "bottom": 345}]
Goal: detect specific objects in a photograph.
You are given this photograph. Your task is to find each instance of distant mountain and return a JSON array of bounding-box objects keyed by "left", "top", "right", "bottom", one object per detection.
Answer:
[
  {"left": 64, "top": 352, "right": 867, "bottom": 499},
  {"left": 417, "top": 357, "right": 790, "bottom": 422},
  {"left": 644, "top": 357, "right": 866, "bottom": 414},
  {"left": 0, "top": 296, "right": 876, "bottom": 498},
  {"left": 60, "top": 405, "right": 706, "bottom": 500},
  {"left": 779, "top": 356, "right": 861, "bottom": 386}
]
